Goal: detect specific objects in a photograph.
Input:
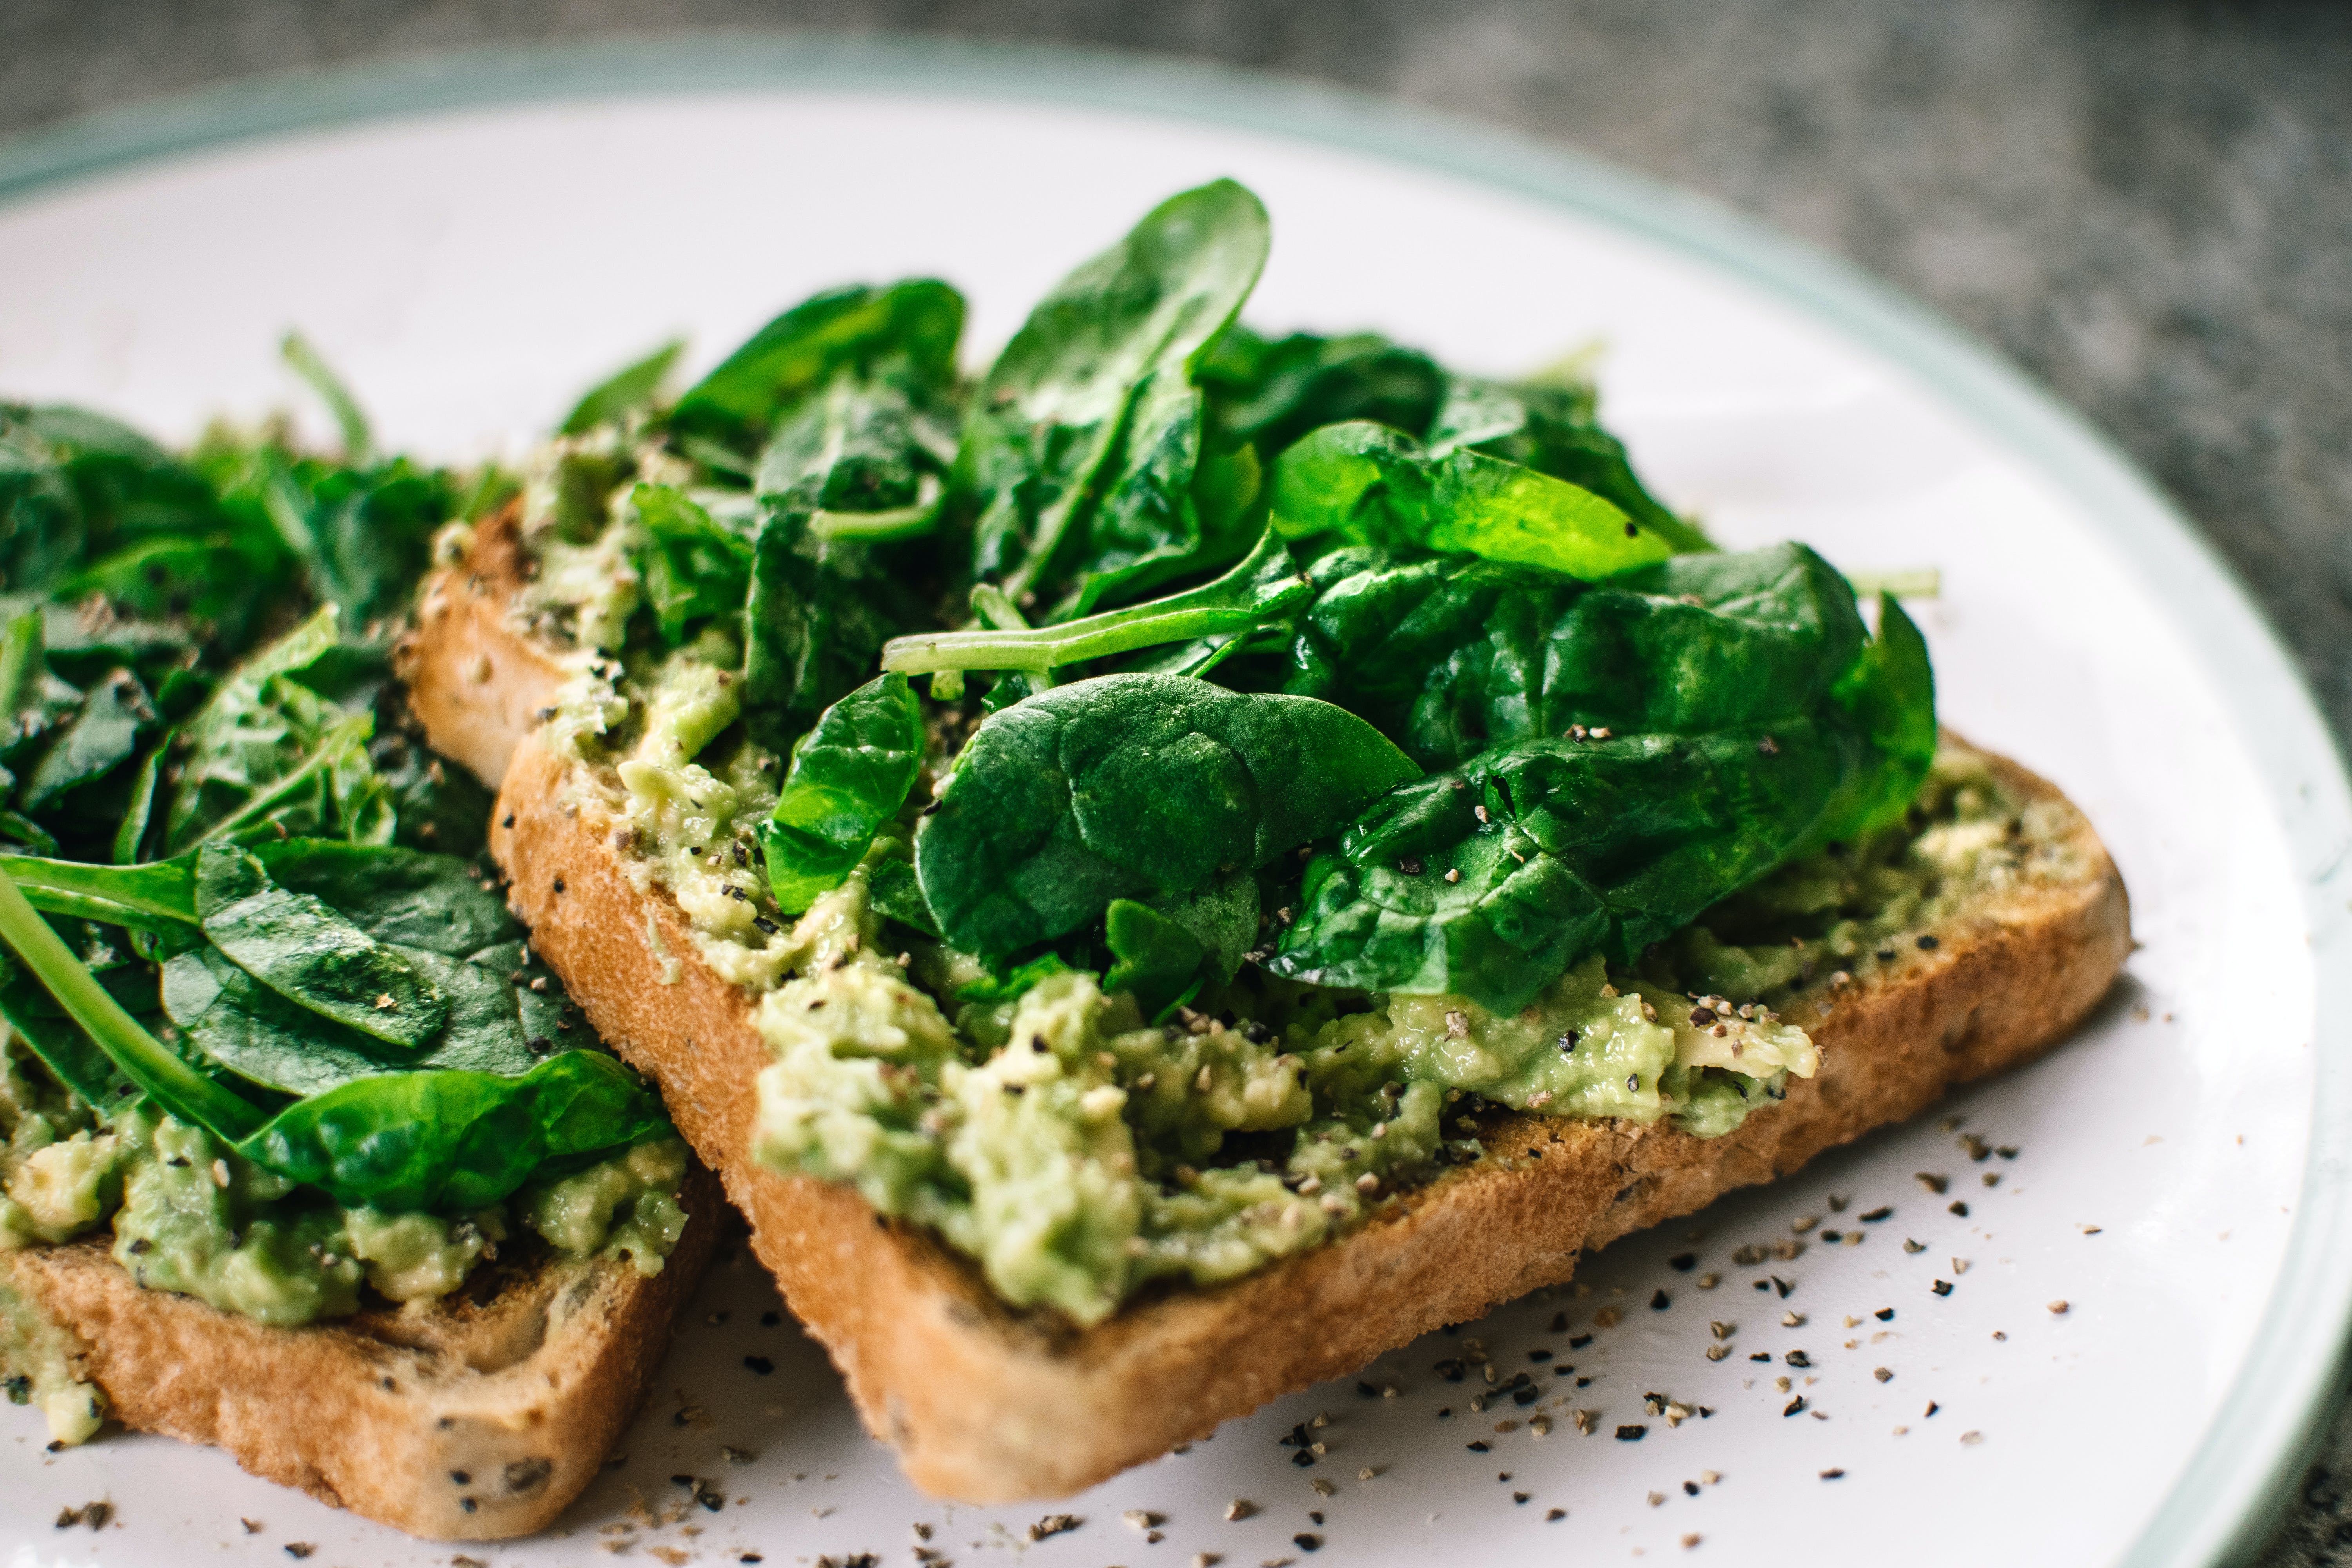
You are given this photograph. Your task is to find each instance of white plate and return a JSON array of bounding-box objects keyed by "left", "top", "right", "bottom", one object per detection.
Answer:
[{"left": 4, "top": 41, "right": 2348, "bottom": 1568}]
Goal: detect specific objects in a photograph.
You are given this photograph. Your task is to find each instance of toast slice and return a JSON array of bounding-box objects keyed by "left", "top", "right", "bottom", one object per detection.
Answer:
[
  {"left": 0, "top": 1156, "right": 720, "bottom": 1539},
  {"left": 399, "top": 512, "right": 2131, "bottom": 1502}
]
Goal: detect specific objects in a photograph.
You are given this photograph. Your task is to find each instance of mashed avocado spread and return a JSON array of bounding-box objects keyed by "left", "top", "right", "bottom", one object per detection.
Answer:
[
  {"left": 0, "top": 1023, "right": 689, "bottom": 1445},
  {"left": 507, "top": 484, "right": 2037, "bottom": 1324}
]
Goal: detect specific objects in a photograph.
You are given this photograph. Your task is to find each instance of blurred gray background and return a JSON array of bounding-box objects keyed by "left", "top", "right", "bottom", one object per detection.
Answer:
[{"left": 5, "top": 1, "right": 2350, "bottom": 1559}]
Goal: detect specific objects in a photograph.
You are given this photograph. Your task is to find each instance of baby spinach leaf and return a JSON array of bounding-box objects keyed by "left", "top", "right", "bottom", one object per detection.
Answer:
[
  {"left": 18, "top": 668, "right": 155, "bottom": 809},
  {"left": 249, "top": 838, "right": 517, "bottom": 955},
  {"left": 1816, "top": 593, "right": 1937, "bottom": 843},
  {"left": 961, "top": 180, "right": 1269, "bottom": 615},
  {"left": 240, "top": 1047, "right": 669, "bottom": 1213},
  {"left": 263, "top": 459, "right": 452, "bottom": 631},
  {"left": 1099, "top": 867, "right": 1259, "bottom": 1020},
  {"left": 1288, "top": 540, "right": 1869, "bottom": 770},
  {"left": 915, "top": 672, "right": 1416, "bottom": 956},
  {"left": 1267, "top": 717, "right": 1868, "bottom": 1013},
  {"left": 195, "top": 842, "right": 448, "bottom": 1049},
  {"left": 634, "top": 482, "right": 754, "bottom": 645},
  {"left": 755, "top": 361, "right": 956, "bottom": 541},
  {"left": 1102, "top": 899, "right": 1207, "bottom": 1021},
  {"left": 1198, "top": 326, "right": 1446, "bottom": 460},
  {"left": 1270, "top": 421, "right": 1673, "bottom": 581},
  {"left": 734, "top": 328, "right": 962, "bottom": 744},
  {"left": 955, "top": 951, "right": 1077, "bottom": 1005},
  {"left": 0, "top": 965, "right": 136, "bottom": 1109},
  {"left": 1428, "top": 375, "right": 1709, "bottom": 553},
  {"left": 740, "top": 508, "right": 923, "bottom": 754},
  {"left": 160, "top": 939, "right": 555, "bottom": 1096},
  {"left": 760, "top": 673, "right": 924, "bottom": 915},
  {"left": 0, "top": 419, "right": 85, "bottom": 594},
  {"left": 160, "top": 607, "right": 394, "bottom": 853},
  {"left": 867, "top": 857, "right": 940, "bottom": 939},
  {"left": 561, "top": 338, "right": 684, "bottom": 436},
  {"left": 670, "top": 280, "right": 963, "bottom": 455}
]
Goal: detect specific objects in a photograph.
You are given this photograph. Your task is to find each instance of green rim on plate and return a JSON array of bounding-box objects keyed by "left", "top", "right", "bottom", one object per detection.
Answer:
[{"left": 2, "top": 36, "right": 2345, "bottom": 1567}]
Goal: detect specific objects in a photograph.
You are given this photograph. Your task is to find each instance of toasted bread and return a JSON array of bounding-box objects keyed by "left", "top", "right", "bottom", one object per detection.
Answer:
[
  {"left": 399, "top": 511, "right": 2131, "bottom": 1502},
  {"left": 0, "top": 1163, "right": 720, "bottom": 1539}
]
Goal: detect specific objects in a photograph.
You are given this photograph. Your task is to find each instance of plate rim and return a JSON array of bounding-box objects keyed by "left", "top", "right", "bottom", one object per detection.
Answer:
[{"left": 2, "top": 35, "right": 2347, "bottom": 1568}]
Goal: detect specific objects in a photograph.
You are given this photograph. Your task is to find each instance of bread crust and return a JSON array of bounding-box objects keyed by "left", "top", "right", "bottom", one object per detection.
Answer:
[
  {"left": 400, "top": 517, "right": 2131, "bottom": 1502},
  {"left": 0, "top": 1164, "right": 720, "bottom": 1539}
]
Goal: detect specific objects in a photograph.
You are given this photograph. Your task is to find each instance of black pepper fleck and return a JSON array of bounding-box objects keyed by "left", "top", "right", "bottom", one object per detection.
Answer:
[{"left": 744, "top": 1355, "right": 775, "bottom": 1374}]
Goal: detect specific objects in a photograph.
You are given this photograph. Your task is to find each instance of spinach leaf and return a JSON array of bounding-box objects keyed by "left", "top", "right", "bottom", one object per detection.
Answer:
[
  {"left": 1265, "top": 555, "right": 1935, "bottom": 1011},
  {"left": 867, "top": 856, "right": 940, "bottom": 939},
  {"left": 0, "top": 973, "right": 133, "bottom": 1107},
  {"left": 1428, "top": 374, "right": 1709, "bottom": 553},
  {"left": 731, "top": 303, "right": 963, "bottom": 749},
  {"left": 194, "top": 842, "right": 448, "bottom": 1049},
  {"left": 561, "top": 339, "right": 684, "bottom": 436},
  {"left": 1267, "top": 717, "right": 1870, "bottom": 1013},
  {"left": 914, "top": 672, "right": 1416, "bottom": 956},
  {"left": 755, "top": 361, "right": 956, "bottom": 541},
  {"left": 240, "top": 1047, "right": 669, "bottom": 1213},
  {"left": 669, "top": 280, "right": 962, "bottom": 456},
  {"left": 249, "top": 838, "right": 516, "bottom": 955},
  {"left": 160, "top": 607, "right": 393, "bottom": 853},
  {"left": 1198, "top": 325, "right": 1446, "bottom": 460},
  {"left": 740, "top": 510, "right": 920, "bottom": 753},
  {"left": 961, "top": 180, "right": 1269, "bottom": 615},
  {"left": 0, "top": 419, "right": 85, "bottom": 594},
  {"left": 1270, "top": 421, "right": 1674, "bottom": 581},
  {"left": 1817, "top": 593, "right": 1937, "bottom": 842},
  {"left": 18, "top": 668, "right": 155, "bottom": 809},
  {"left": 262, "top": 459, "right": 451, "bottom": 632},
  {"left": 1101, "top": 899, "right": 1206, "bottom": 1021},
  {"left": 160, "top": 938, "right": 558, "bottom": 1096},
  {"left": 1100, "top": 867, "right": 1259, "bottom": 1020},
  {"left": 760, "top": 673, "right": 924, "bottom": 915},
  {"left": 1287, "top": 540, "right": 1869, "bottom": 770},
  {"left": 633, "top": 483, "right": 754, "bottom": 645},
  {"left": 954, "top": 951, "right": 1076, "bottom": 1005}
]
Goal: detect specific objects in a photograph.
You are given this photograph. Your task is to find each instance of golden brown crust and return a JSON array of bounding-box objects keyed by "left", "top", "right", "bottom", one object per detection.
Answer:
[
  {"left": 0, "top": 1165, "right": 720, "bottom": 1539},
  {"left": 401, "top": 517, "right": 2131, "bottom": 1502}
]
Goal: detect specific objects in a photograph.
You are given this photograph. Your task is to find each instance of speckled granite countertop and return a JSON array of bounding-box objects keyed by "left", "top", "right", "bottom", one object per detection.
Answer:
[{"left": 5, "top": 1, "right": 2350, "bottom": 1558}]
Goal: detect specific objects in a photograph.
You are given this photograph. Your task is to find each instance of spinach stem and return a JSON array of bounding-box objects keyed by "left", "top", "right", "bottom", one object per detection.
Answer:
[
  {"left": 807, "top": 474, "right": 944, "bottom": 541},
  {"left": 881, "top": 529, "right": 1308, "bottom": 675},
  {"left": 0, "top": 865, "right": 265, "bottom": 1139}
]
